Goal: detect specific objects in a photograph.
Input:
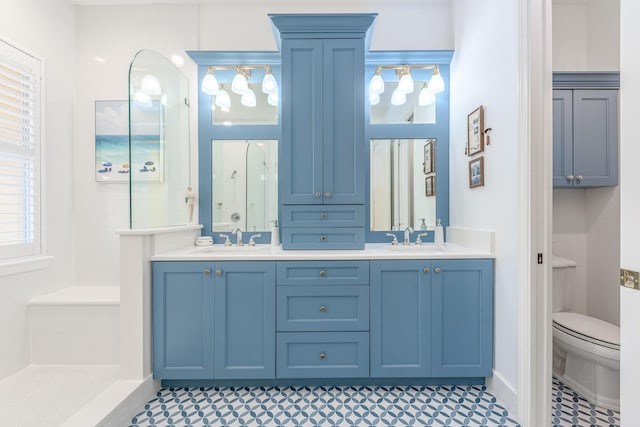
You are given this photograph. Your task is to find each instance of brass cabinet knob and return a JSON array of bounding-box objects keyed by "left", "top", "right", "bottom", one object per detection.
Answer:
[
  {"left": 423, "top": 267, "right": 430, "bottom": 273},
  {"left": 315, "top": 192, "right": 321, "bottom": 198},
  {"left": 567, "top": 175, "right": 575, "bottom": 181},
  {"left": 434, "top": 267, "right": 441, "bottom": 273},
  {"left": 325, "top": 192, "right": 331, "bottom": 198},
  {"left": 319, "top": 270, "right": 326, "bottom": 277},
  {"left": 204, "top": 269, "right": 211, "bottom": 276},
  {"left": 215, "top": 269, "right": 222, "bottom": 276},
  {"left": 320, "top": 213, "right": 327, "bottom": 219},
  {"left": 321, "top": 235, "right": 327, "bottom": 241},
  {"left": 320, "top": 353, "right": 326, "bottom": 360},
  {"left": 319, "top": 305, "right": 327, "bottom": 312}
]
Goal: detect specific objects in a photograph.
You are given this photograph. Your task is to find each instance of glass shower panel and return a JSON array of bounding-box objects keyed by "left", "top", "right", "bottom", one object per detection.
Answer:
[{"left": 128, "top": 49, "right": 190, "bottom": 229}]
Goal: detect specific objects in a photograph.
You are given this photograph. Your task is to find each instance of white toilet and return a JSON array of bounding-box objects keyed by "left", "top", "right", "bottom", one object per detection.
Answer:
[{"left": 552, "top": 255, "right": 620, "bottom": 411}]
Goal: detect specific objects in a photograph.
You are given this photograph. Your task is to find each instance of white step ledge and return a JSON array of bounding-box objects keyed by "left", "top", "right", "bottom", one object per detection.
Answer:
[{"left": 29, "top": 286, "right": 120, "bottom": 306}]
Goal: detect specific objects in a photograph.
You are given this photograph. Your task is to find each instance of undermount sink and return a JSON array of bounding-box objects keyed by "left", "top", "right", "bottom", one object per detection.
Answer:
[
  {"left": 202, "top": 245, "right": 269, "bottom": 253},
  {"left": 387, "top": 244, "right": 445, "bottom": 252}
]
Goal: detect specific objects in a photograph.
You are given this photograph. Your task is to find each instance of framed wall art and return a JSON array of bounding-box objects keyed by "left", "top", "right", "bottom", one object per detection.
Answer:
[
  {"left": 469, "top": 156, "right": 485, "bottom": 188},
  {"left": 467, "top": 106, "right": 485, "bottom": 156},
  {"left": 423, "top": 138, "right": 435, "bottom": 174},
  {"left": 425, "top": 175, "right": 436, "bottom": 197}
]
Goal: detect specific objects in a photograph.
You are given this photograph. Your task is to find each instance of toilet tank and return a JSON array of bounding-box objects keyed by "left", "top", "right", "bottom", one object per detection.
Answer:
[{"left": 553, "top": 255, "right": 577, "bottom": 312}]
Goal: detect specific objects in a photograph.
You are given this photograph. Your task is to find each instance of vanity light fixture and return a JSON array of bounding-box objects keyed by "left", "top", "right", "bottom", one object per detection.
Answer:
[
  {"left": 201, "top": 67, "right": 220, "bottom": 95},
  {"left": 368, "top": 64, "right": 445, "bottom": 105}
]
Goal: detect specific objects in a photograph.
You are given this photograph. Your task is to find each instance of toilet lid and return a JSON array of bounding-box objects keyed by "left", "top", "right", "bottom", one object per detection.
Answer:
[{"left": 553, "top": 312, "right": 620, "bottom": 348}]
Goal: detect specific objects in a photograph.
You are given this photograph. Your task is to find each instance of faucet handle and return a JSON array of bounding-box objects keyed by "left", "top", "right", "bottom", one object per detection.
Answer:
[
  {"left": 248, "top": 234, "right": 262, "bottom": 246},
  {"left": 385, "top": 233, "right": 399, "bottom": 246},
  {"left": 219, "top": 234, "right": 232, "bottom": 246},
  {"left": 415, "top": 232, "right": 429, "bottom": 245}
]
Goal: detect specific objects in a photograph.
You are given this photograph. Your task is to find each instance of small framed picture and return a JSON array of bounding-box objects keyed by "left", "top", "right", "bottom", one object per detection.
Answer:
[
  {"left": 425, "top": 175, "right": 436, "bottom": 197},
  {"left": 469, "top": 156, "right": 485, "bottom": 188},
  {"left": 467, "top": 106, "right": 485, "bottom": 156},
  {"left": 423, "top": 139, "right": 435, "bottom": 174}
]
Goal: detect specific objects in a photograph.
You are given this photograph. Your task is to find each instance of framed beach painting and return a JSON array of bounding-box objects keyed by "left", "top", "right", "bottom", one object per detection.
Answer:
[{"left": 95, "top": 100, "right": 163, "bottom": 183}]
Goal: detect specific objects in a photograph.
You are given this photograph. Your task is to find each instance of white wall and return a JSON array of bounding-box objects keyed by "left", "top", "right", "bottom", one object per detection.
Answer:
[
  {"left": 619, "top": 0, "right": 640, "bottom": 423},
  {"left": 450, "top": 0, "right": 520, "bottom": 408},
  {"left": 72, "top": 2, "right": 454, "bottom": 287},
  {"left": 553, "top": 0, "right": 620, "bottom": 71},
  {"left": 0, "top": 0, "right": 75, "bottom": 380}
]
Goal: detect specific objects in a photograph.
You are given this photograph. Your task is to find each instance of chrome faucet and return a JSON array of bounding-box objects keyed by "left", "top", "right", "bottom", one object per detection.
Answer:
[
  {"left": 232, "top": 228, "right": 243, "bottom": 246},
  {"left": 403, "top": 227, "right": 414, "bottom": 245}
]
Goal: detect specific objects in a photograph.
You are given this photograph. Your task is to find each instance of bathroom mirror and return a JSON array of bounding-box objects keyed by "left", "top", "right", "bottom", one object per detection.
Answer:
[
  {"left": 370, "top": 81, "right": 437, "bottom": 125},
  {"left": 211, "top": 140, "right": 278, "bottom": 232},
  {"left": 370, "top": 138, "right": 437, "bottom": 231}
]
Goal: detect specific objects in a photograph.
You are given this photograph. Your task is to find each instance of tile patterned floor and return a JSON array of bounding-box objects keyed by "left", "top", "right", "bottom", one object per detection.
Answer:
[
  {"left": 551, "top": 376, "right": 620, "bottom": 427},
  {"left": 130, "top": 384, "right": 520, "bottom": 426}
]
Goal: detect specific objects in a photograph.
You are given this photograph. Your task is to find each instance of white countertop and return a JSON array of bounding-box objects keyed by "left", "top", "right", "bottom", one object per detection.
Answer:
[{"left": 150, "top": 242, "right": 494, "bottom": 261}]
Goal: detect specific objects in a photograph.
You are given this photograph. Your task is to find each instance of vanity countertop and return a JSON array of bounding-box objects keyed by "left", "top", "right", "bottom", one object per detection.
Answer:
[{"left": 150, "top": 243, "right": 494, "bottom": 261}]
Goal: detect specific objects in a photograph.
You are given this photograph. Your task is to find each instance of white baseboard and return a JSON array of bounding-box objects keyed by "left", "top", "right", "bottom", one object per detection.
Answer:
[{"left": 486, "top": 370, "right": 518, "bottom": 421}]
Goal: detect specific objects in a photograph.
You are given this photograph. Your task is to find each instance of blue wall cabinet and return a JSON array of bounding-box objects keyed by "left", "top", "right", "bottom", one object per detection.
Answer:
[
  {"left": 553, "top": 89, "right": 618, "bottom": 188},
  {"left": 153, "top": 262, "right": 215, "bottom": 379},
  {"left": 370, "top": 260, "right": 432, "bottom": 377},
  {"left": 213, "top": 262, "right": 276, "bottom": 379},
  {"left": 272, "top": 14, "right": 375, "bottom": 250},
  {"left": 431, "top": 260, "right": 494, "bottom": 377}
]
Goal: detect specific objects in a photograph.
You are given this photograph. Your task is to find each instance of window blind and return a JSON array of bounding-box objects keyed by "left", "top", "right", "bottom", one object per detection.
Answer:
[{"left": 0, "top": 39, "right": 41, "bottom": 259}]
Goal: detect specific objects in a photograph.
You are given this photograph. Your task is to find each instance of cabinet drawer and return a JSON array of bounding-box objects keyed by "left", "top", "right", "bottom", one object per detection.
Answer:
[
  {"left": 277, "top": 261, "right": 369, "bottom": 286},
  {"left": 277, "top": 286, "right": 369, "bottom": 332},
  {"left": 276, "top": 332, "right": 369, "bottom": 378},
  {"left": 280, "top": 205, "right": 365, "bottom": 228},
  {"left": 281, "top": 227, "right": 364, "bottom": 250}
]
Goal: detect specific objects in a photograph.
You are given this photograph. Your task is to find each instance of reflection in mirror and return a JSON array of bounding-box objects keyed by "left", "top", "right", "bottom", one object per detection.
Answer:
[
  {"left": 370, "top": 82, "right": 436, "bottom": 124},
  {"left": 211, "top": 140, "right": 278, "bottom": 232},
  {"left": 370, "top": 139, "right": 436, "bottom": 231}
]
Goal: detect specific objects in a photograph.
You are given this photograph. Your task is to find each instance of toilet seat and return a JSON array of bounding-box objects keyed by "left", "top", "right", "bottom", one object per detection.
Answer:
[{"left": 553, "top": 311, "right": 619, "bottom": 351}]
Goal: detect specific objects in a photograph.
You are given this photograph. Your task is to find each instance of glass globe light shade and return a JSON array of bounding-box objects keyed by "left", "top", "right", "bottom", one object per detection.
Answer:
[
  {"left": 428, "top": 69, "right": 445, "bottom": 93},
  {"left": 391, "top": 87, "right": 407, "bottom": 106},
  {"left": 398, "top": 72, "right": 414, "bottom": 94},
  {"left": 201, "top": 72, "right": 219, "bottom": 95},
  {"left": 369, "top": 92, "right": 380, "bottom": 106},
  {"left": 215, "top": 88, "right": 231, "bottom": 109},
  {"left": 241, "top": 88, "right": 257, "bottom": 107},
  {"left": 268, "top": 92, "right": 279, "bottom": 107},
  {"left": 262, "top": 71, "right": 278, "bottom": 94},
  {"left": 231, "top": 71, "right": 249, "bottom": 94},
  {"left": 418, "top": 87, "right": 436, "bottom": 106},
  {"left": 369, "top": 74, "right": 385, "bottom": 95}
]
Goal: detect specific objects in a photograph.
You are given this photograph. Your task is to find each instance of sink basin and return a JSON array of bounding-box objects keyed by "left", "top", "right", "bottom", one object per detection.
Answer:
[
  {"left": 387, "top": 244, "right": 445, "bottom": 252},
  {"left": 202, "top": 245, "right": 269, "bottom": 253}
]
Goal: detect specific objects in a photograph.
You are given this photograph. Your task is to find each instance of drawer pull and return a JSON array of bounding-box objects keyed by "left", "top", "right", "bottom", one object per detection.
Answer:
[
  {"left": 434, "top": 267, "right": 441, "bottom": 273},
  {"left": 423, "top": 267, "right": 430, "bottom": 273},
  {"left": 215, "top": 269, "right": 222, "bottom": 276},
  {"left": 319, "top": 270, "right": 326, "bottom": 277},
  {"left": 320, "top": 353, "right": 326, "bottom": 360},
  {"left": 321, "top": 235, "right": 327, "bottom": 241},
  {"left": 319, "top": 305, "right": 327, "bottom": 312},
  {"left": 320, "top": 213, "right": 327, "bottom": 219},
  {"left": 204, "top": 269, "right": 211, "bottom": 276},
  {"left": 315, "top": 192, "right": 321, "bottom": 198}
]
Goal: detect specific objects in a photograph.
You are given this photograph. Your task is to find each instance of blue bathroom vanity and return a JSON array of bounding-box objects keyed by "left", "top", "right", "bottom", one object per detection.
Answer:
[
  {"left": 151, "top": 246, "right": 494, "bottom": 386},
  {"left": 156, "top": 14, "right": 492, "bottom": 388}
]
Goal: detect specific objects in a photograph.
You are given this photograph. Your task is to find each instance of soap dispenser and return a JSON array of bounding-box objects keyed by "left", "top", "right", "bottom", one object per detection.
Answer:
[
  {"left": 270, "top": 220, "right": 280, "bottom": 246},
  {"left": 434, "top": 218, "right": 444, "bottom": 247},
  {"left": 419, "top": 218, "right": 427, "bottom": 231}
]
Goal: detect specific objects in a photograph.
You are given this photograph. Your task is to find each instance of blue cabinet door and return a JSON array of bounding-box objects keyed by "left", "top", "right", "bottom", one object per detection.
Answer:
[
  {"left": 322, "top": 39, "right": 365, "bottom": 205},
  {"left": 572, "top": 90, "right": 618, "bottom": 187},
  {"left": 281, "top": 39, "right": 324, "bottom": 205},
  {"left": 553, "top": 90, "right": 573, "bottom": 188},
  {"left": 153, "top": 261, "right": 214, "bottom": 379},
  {"left": 431, "top": 259, "right": 493, "bottom": 377},
  {"left": 370, "top": 260, "right": 431, "bottom": 377},
  {"left": 214, "top": 262, "right": 276, "bottom": 379}
]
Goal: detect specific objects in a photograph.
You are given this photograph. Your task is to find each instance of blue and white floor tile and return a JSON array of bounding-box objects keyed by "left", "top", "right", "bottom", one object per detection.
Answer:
[
  {"left": 130, "top": 384, "right": 520, "bottom": 426},
  {"left": 551, "top": 376, "right": 620, "bottom": 427}
]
